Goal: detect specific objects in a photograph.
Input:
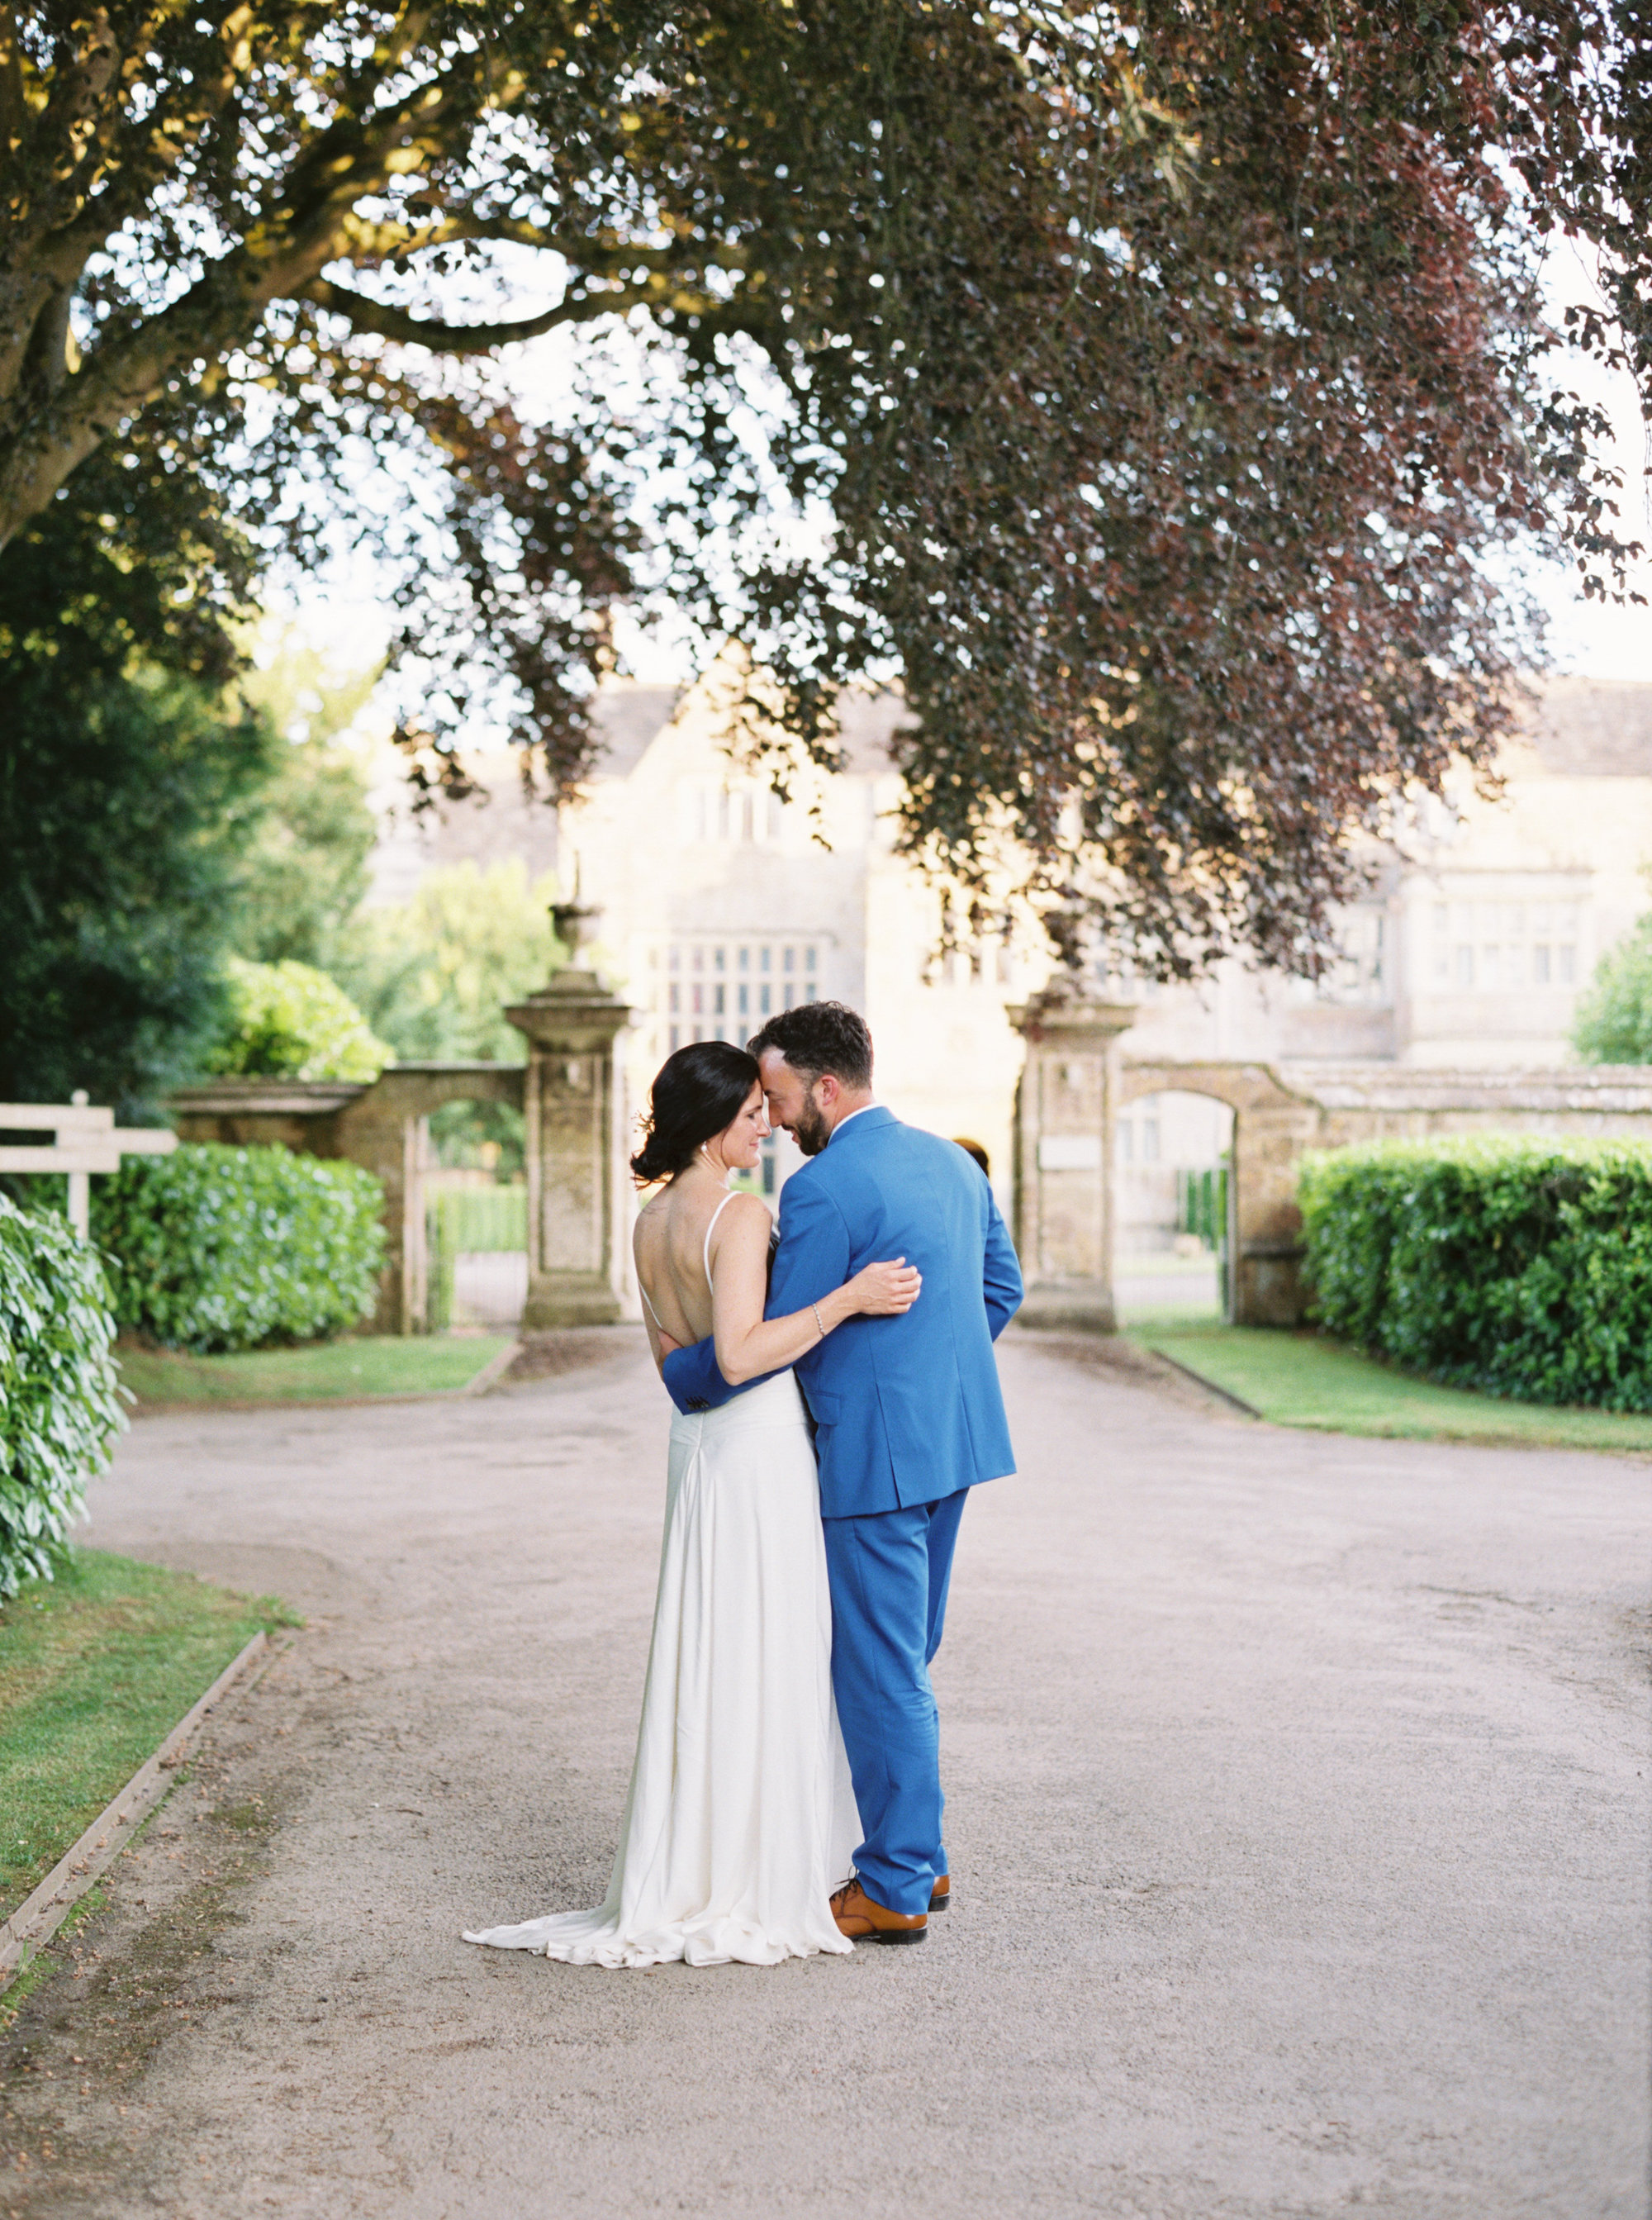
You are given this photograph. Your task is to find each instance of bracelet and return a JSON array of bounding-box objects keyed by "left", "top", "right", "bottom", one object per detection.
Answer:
[{"left": 811, "top": 1301, "right": 827, "bottom": 1341}]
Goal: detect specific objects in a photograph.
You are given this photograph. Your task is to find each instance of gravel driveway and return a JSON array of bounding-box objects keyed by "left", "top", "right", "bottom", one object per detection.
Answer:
[{"left": 5, "top": 1329, "right": 1647, "bottom": 2219}]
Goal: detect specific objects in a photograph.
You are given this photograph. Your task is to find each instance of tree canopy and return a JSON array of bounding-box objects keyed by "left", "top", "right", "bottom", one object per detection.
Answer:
[
  {"left": 202, "top": 956, "right": 393, "bottom": 1078},
  {"left": 4, "top": 0, "right": 1650, "bottom": 972},
  {"left": 0, "top": 469, "right": 274, "bottom": 1115},
  {"left": 1572, "top": 906, "right": 1652, "bottom": 1062},
  {"left": 0, "top": 463, "right": 394, "bottom": 1111},
  {"left": 232, "top": 634, "right": 382, "bottom": 968}
]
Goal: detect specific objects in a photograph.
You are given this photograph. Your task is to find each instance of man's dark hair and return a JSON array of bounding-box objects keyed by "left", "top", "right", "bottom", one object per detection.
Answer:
[{"left": 747, "top": 1001, "right": 873, "bottom": 1089}]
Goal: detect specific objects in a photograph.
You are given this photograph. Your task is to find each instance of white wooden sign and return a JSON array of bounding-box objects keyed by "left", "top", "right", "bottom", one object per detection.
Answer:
[{"left": 0, "top": 1094, "right": 177, "bottom": 1235}]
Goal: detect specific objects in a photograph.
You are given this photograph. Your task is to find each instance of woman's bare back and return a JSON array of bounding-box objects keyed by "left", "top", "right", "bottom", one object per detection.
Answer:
[{"left": 634, "top": 1176, "right": 771, "bottom": 1348}]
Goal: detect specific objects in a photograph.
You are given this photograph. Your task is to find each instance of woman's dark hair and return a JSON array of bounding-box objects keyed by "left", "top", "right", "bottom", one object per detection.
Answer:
[{"left": 630, "top": 1041, "right": 761, "bottom": 1186}]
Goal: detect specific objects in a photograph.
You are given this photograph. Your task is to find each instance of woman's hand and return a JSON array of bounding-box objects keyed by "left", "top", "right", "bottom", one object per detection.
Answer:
[{"left": 846, "top": 1257, "right": 923, "bottom": 1316}]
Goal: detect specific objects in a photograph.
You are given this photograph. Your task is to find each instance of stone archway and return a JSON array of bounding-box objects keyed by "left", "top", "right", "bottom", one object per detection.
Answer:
[
  {"left": 171, "top": 952, "right": 638, "bottom": 1336},
  {"left": 1005, "top": 980, "right": 1319, "bottom": 1331},
  {"left": 1009, "top": 1013, "right": 1652, "bottom": 1331},
  {"left": 335, "top": 1066, "right": 528, "bottom": 1333},
  {"left": 169, "top": 1062, "right": 526, "bottom": 1333},
  {"left": 1117, "top": 1060, "right": 1317, "bottom": 1326}
]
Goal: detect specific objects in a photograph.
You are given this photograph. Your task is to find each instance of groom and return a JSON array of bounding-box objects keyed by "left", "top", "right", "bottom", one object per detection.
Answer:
[{"left": 661, "top": 1001, "right": 1023, "bottom": 1942}]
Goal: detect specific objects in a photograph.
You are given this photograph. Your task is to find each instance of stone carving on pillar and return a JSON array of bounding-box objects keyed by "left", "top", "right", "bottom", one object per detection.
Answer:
[
  {"left": 506, "top": 906, "right": 634, "bottom": 1329},
  {"left": 1007, "top": 980, "right": 1138, "bottom": 1332}
]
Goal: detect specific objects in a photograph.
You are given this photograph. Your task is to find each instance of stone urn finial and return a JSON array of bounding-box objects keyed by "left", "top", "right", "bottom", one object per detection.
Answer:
[
  {"left": 549, "top": 845, "right": 602, "bottom": 963},
  {"left": 550, "top": 898, "right": 602, "bottom": 958}
]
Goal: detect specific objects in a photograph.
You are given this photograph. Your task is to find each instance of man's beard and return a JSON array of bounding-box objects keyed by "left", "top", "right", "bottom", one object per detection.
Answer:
[{"left": 792, "top": 1099, "right": 831, "bottom": 1157}]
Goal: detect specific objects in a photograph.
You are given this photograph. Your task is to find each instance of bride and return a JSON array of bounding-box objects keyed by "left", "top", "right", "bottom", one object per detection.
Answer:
[{"left": 463, "top": 1040, "right": 921, "bottom": 1969}]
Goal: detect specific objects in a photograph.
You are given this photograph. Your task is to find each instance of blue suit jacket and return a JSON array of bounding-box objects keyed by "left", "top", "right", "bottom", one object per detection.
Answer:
[{"left": 660, "top": 1108, "right": 1023, "bottom": 1518}]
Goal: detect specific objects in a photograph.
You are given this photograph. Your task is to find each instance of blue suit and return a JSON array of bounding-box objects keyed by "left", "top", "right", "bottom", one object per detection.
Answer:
[{"left": 662, "top": 1108, "right": 1023, "bottom": 1914}]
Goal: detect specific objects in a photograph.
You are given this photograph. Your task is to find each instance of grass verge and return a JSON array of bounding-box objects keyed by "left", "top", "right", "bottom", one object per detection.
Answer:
[
  {"left": 116, "top": 1331, "right": 512, "bottom": 1409},
  {"left": 1132, "top": 1322, "right": 1652, "bottom": 1453},
  {"left": 0, "top": 1551, "right": 297, "bottom": 1921}
]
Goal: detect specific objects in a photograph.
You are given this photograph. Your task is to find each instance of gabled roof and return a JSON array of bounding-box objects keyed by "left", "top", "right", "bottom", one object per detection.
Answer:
[
  {"left": 585, "top": 674, "right": 1652, "bottom": 786},
  {"left": 1525, "top": 676, "right": 1652, "bottom": 776},
  {"left": 582, "top": 680, "right": 912, "bottom": 781},
  {"left": 586, "top": 685, "right": 681, "bottom": 779}
]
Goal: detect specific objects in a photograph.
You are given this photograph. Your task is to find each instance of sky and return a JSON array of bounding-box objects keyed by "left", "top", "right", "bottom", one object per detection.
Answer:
[
  {"left": 1522, "top": 235, "right": 1652, "bottom": 686},
  {"left": 1541, "top": 570, "right": 1651, "bottom": 687}
]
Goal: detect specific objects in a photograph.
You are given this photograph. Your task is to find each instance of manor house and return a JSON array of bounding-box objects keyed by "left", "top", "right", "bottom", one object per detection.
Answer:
[{"left": 379, "top": 673, "right": 1652, "bottom": 1247}]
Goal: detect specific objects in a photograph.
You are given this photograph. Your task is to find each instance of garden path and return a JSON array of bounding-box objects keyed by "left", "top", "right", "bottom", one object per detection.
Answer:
[{"left": 8, "top": 1331, "right": 1649, "bottom": 2219}]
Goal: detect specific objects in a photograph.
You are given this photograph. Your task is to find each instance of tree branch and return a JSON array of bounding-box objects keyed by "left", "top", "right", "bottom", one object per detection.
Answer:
[
  {"left": 335, "top": 210, "right": 737, "bottom": 272},
  {"left": 0, "top": 0, "right": 259, "bottom": 399},
  {"left": 300, "top": 273, "right": 710, "bottom": 349},
  {"left": 267, "top": 61, "right": 488, "bottom": 243}
]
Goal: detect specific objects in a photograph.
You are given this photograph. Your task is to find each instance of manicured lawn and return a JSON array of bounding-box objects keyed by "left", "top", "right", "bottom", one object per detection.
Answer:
[
  {"left": 1121, "top": 1302, "right": 1224, "bottom": 1332},
  {"left": 1135, "top": 1322, "right": 1652, "bottom": 1454},
  {"left": 0, "top": 1552, "right": 298, "bottom": 1923},
  {"left": 116, "top": 1333, "right": 512, "bottom": 1410}
]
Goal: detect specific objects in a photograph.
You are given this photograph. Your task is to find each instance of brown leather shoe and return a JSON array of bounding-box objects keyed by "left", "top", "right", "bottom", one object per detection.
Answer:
[
  {"left": 830, "top": 1879, "right": 928, "bottom": 1945},
  {"left": 928, "top": 1874, "right": 950, "bottom": 1913}
]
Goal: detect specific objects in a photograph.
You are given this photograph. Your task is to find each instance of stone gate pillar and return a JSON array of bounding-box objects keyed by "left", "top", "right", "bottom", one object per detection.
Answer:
[
  {"left": 507, "top": 930, "right": 633, "bottom": 1330},
  {"left": 1230, "top": 1102, "right": 1320, "bottom": 1326},
  {"left": 1007, "top": 982, "right": 1137, "bottom": 1332}
]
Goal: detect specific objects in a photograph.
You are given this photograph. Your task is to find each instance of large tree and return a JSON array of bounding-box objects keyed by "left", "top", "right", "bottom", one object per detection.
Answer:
[
  {"left": 232, "top": 633, "right": 381, "bottom": 968},
  {"left": 2, "top": 0, "right": 1648, "bottom": 973},
  {"left": 0, "top": 471, "right": 274, "bottom": 1115}
]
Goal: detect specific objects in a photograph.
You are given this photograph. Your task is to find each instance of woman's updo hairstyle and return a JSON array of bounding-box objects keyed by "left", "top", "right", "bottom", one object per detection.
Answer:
[{"left": 630, "top": 1040, "right": 761, "bottom": 1186}]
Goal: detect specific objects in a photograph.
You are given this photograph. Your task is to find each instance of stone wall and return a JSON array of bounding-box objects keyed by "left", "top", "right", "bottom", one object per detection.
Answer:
[
  {"left": 1120, "top": 1060, "right": 1652, "bottom": 1324},
  {"left": 172, "top": 1035, "right": 1652, "bottom": 1341}
]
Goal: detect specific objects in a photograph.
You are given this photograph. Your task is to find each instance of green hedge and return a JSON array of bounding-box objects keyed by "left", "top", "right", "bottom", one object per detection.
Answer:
[
  {"left": 92, "top": 1143, "right": 387, "bottom": 1353},
  {"left": 0, "top": 1200, "right": 125, "bottom": 1600},
  {"left": 1298, "top": 1135, "right": 1652, "bottom": 1409}
]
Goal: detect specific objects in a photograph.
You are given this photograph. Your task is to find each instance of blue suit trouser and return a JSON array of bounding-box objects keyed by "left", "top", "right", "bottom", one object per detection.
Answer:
[{"left": 821, "top": 1487, "right": 969, "bottom": 1919}]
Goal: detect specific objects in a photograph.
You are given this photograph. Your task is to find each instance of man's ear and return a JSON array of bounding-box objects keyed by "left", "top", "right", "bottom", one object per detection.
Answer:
[{"left": 816, "top": 1072, "right": 842, "bottom": 1113}]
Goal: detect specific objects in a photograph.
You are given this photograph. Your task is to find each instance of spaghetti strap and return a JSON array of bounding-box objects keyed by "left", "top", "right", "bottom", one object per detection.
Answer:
[
  {"left": 638, "top": 1190, "right": 735, "bottom": 1336},
  {"left": 703, "top": 1191, "right": 736, "bottom": 1291}
]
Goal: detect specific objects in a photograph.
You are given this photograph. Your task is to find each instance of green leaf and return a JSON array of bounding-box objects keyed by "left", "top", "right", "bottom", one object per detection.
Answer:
[{"left": 0, "top": 1200, "right": 123, "bottom": 1600}]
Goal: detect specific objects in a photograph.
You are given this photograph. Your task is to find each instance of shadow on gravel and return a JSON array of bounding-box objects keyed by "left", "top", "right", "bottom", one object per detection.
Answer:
[
  {"left": 1007, "top": 1327, "right": 1250, "bottom": 1421},
  {"left": 500, "top": 1325, "right": 649, "bottom": 1386}
]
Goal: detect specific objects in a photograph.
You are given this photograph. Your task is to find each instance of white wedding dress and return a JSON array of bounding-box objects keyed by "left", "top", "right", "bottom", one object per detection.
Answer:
[{"left": 464, "top": 1196, "right": 861, "bottom": 1970}]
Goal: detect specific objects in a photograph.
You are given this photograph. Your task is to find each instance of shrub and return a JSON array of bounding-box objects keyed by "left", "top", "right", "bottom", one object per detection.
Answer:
[
  {"left": 1299, "top": 1136, "right": 1652, "bottom": 1409},
  {"left": 92, "top": 1144, "right": 387, "bottom": 1352},
  {"left": 0, "top": 1199, "right": 125, "bottom": 1600},
  {"left": 202, "top": 957, "right": 391, "bottom": 1081}
]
